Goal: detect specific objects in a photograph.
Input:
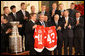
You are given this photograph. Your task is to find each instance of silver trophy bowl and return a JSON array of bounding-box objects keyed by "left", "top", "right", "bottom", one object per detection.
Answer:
[{"left": 9, "top": 21, "right": 22, "bottom": 54}]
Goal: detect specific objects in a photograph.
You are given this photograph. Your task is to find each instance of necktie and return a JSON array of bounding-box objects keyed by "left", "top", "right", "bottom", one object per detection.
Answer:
[
  {"left": 66, "top": 19, "right": 68, "bottom": 24},
  {"left": 42, "top": 22, "right": 45, "bottom": 27},
  {"left": 14, "top": 13, "right": 16, "bottom": 18},
  {"left": 23, "top": 11, "right": 25, "bottom": 16},
  {"left": 56, "top": 22, "right": 58, "bottom": 26}
]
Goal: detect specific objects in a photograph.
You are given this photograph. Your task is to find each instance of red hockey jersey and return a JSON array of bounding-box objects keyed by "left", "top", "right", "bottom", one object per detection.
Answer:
[
  {"left": 44, "top": 26, "right": 57, "bottom": 51},
  {"left": 33, "top": 25, "right": 45, "bottom": 52}
]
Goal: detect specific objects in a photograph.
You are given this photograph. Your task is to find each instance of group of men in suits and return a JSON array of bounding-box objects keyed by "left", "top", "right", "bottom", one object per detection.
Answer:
[{"left": 1, "top": 2, "right": 84, "bottom": 55}]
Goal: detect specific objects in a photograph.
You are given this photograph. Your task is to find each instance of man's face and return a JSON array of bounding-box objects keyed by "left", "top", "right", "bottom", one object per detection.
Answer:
[
  {"left": 32, "top": 14, "right": 37, "bottom": 21},
  {"left": 64, "top": 11, "right": 69, "bottom": 17},
  {"left": 52, "top": 3, "right": 57, "bottom": 9},
  {"left": 4, "top": 8, "right": 10, "bottom": 14},
  {"left": 76, "top": 13, "right": 81, "bottom": 18},
  {"left": 39, "top": 15, "right": 44, "bottom": 22},
  {"left": 54, "top": 15, "right": 59, "bottom": 21},
  {"left": 31, "top": 6, "right": 35, "bottom": 12},
  {"left": 59, "top": 4, "right": 64, "bottom": 10},
  {"left": 44, "top": 16, "right": 48, "bottom": 22},
  {"left": 12, "top": 8, "right": 16, "bottom": 13},
  {"left": 70, "top": 4, "right": 75, "bottom": 9},
  {"left": 42, "top": 6, "right": 46, "bottom": 11},
  {"left": 21, "top": 4, "right": 26, "bottom": 10}
]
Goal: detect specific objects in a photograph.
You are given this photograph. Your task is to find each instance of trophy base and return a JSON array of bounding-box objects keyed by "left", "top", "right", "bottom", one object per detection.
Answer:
[{"left": 8, "top": 51, "right": 23, "bottom": 54}]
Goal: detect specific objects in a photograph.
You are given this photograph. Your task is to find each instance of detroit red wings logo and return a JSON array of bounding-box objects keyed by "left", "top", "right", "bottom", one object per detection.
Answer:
[{"left": 33, "top": 25, "right": 57, "bottom": 52}]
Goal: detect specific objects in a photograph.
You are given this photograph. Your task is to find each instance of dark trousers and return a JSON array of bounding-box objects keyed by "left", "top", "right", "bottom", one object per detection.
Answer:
[
  {"left": 54, "top": 31, "right": 63, "bottom": 55},
  {"left": 74, "top": 29, "right": 84, "bottom": 55},
  {"left": 25, "top": 35, "right": 29, "bottom": 51},
  {"left": 0, "top": 36, "right": 7, "bottom": 53},
  {"left": 63, "top": 30, "right": 73, "bottom": 55},
  {"left": 18, "top": 27, "right": 24, "bottom": 51}
]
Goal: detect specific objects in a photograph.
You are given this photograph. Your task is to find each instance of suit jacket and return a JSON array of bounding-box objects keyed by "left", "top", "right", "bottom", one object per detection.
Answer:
[
  {"left": 49, "top": 9, "right": 60, "bottom": 22},
  {"left": 51, "top": 20, "right": 63, "bottom": 41},
  {"left": 62, "top": 17, "right": 74, "bottom": 38},
  {"left": 74, "top": 17, "right": 84, "bottom": 38},
  {"left": 35, "top": 20, "right": 47, "bottom": 27},
  {"left": 25, "top": 20, "right": 35, "bottom": 44},
  {"left": 3, "top": 14, "right": 13, "bottom": 22},
  {"left": 74, "top": 17, "right": 84, "bottom": 30},
  {"left": 45, "top": 20, "right": 53, "bottom": 27},
  {"left": 16, "top": 10, "right": 30, "bottom": 35},
  {"left": 35, "top": 20, "right": 42, "bottom": 25},
  {"left": 58, "top": 10, "right": 65, "bottom": 16},
  {"left": 1, "top": 22, "right": 12, "bottom": 52},
  {"left": 9, "top": 12, "right": 17, "bottom": 21},
  {"left": 16, "top": 10, "right": 30, "bottom": 25},
  {"left": 67, "top": 9, "right": 77, "bottom": 19}
]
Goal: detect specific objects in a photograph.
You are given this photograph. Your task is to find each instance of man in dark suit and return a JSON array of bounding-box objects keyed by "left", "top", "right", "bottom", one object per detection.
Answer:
[
  {"left": 58, "top": 3, "right": 65, "bottom": 20},
  {"left": 52, "top": 14, "right": 63, "bottom": 55},
  {"left": 16, "top": 2, "right": 30, "bottom": 36},
  {"left": 62, "top": 10, "right": 74, "bottom": 55},
  {"left": 49, "top": 3, "right": 60, "bottom": 22},
  {"left": 25, "top": 13, "right": 37, "bottom": 55},
  {"left": 44, "top": 15, "right": 52, "bottom": 27},
  {"left": 3, "top": 6, "right": 13, "bottom": 22},
  {"left": 9, "top": 5, "right": 17, "bottom": 21},
  {"left": 36, "top": 14, "right": 52, "bottom": 55},
  {"left": 67, "top": 3, "right": 77, "bottom": 19},
  {"left": 38, "top": 5, "right": 48, "bottom": 16},
  {"left": 67, "top": 3, "right": 78, "bottom": 48},
  {"left": 16, "top": 3, "right": 30, "bottom": 50},
  {"left": 1, "top": 14, "right": 12, "bottom": 53},
  {"left": 74, "top": 12, "right": 84, "bottom": 55},
  {"left": 36, "top": 14, "right": 45, "bottom": 27}
]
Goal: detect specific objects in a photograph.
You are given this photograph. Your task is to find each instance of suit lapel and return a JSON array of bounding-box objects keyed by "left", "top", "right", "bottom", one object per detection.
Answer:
[{"left": 20, "top": 10, "right": 24, "bottom": 17}]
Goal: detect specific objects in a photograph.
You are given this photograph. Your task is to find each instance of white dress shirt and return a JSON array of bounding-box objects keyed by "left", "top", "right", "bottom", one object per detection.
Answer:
[
  {"left": 76, "top": 17, "right": 80, "bottom": 21},
  {"left": 21, "top": 10, "right": 25, "bottom": 16},
  {"left": 31, "top": 19, "right": 35, "bottom": 23},
  {"left": 13, "top": 12, "right": 16, "bottom": 18}
]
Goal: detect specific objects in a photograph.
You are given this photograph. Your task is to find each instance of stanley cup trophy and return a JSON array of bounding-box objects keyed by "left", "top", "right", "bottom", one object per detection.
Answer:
[{"left": 9, "top": 21, "right": 22, "bottom": 53}]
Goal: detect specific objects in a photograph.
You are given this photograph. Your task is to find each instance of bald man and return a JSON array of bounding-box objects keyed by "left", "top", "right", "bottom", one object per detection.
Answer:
[{"left": 52, "top": 14, "right": 63, "bottom": 55}]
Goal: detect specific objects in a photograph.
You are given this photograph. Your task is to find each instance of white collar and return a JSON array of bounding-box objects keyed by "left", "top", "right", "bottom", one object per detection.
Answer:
[
  {"left": 5, "top": 14, "right": 8, "bottom": 16},
  {"left": 31, "top": 19, "right": 35, "bottom": 23},
  {"left": 21, "top": 10, "right": 25, "bottom": 12},
  {"left": 40, "top": 21, "right": 44, "bottom": 24},
  {"left": 60, "top": 10, "right": 64, "bottom": 12},
  {"left": 60, "top": 15, "right": 62, "bottom": 18},
  {"left": 65, "top": 17, "right": 69, "bottom": 20},
  {"left": 12, "top": 12, "right": 16, "bottom": 14},
  {"left": 76, "top": 17, "right": 80, "bottom": 21},
  {"left": 55, "top": 21, "right": 58, "bottom": 23},
  {"left": 42, "top": 11, "right": 45, "bottom": 12}
]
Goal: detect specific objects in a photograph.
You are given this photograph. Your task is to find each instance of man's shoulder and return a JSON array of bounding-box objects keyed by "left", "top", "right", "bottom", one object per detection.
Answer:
[
  {"left": 38, "top": 11, "right": 41, "bottom": 14},
  {"left": 25, "top": 10, "right": 29, "bottom": 13},
  {"left": 16, "top": 10, "right": 21, "bottom": 13},
  {"left": 9, "top": 12, "right": 13, "bottom": 15}
]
